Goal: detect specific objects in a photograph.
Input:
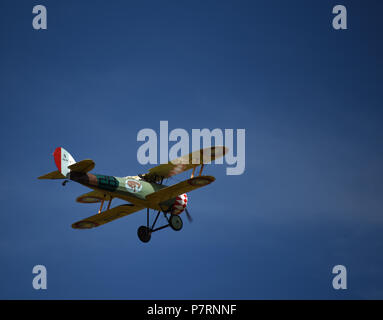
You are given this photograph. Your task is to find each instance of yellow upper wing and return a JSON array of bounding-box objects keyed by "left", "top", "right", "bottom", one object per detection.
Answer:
[
  {"left": 146, "top": 175, "right": 215, "bottom": 204},
  {"left": 72, "top": 204, "right": 144, "bottom": 229},
  {"left": 142, "top": 146, "right": 227, "bottom": 182}
]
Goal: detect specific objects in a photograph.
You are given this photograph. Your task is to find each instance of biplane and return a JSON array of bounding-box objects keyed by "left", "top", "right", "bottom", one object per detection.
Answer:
[{"left": 38, "top": 146, "right": 227, "bottom": 242}]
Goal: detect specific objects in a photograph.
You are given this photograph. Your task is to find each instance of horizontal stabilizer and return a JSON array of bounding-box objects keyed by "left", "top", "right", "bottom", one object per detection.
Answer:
[
  {"left": 68, "top": 159, "right": 95, "bottom": 173},
  {"left": 72, "top": 204, "right": 144, "bottom": 229},
  {"left": 38, "top": 170, "right": 66, "bottom": 180}
]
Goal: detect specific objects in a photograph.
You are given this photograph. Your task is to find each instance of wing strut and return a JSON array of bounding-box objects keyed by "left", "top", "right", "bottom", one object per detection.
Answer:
[
  {"left": 199, "top": 164, "right": 204, "bottom": 176},
  {"left": 107, "top": 197, "right": 113, "bottom": 210},
  {"left": 190, "top": 164, "right": 204, "bottom": 178},
  {"left": 98, "top": 196, "right": 113, "bottom": 214},
  {"left": 98, "top": 198, "right": 105, "bottom": 214}
]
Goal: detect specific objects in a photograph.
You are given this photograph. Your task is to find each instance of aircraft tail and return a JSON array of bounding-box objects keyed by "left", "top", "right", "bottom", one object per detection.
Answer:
[
  {"left": 38, "top": 147, "right": 96, "bottom": 180},
  {"left": 53, "top": 147, "right": 76, "bottom": 177}
]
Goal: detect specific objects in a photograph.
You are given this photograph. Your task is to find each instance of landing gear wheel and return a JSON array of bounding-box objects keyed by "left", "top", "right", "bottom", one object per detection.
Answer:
[
  {"left": 169, "top": 214, "right": 183, "bottom": 231},
  {"left": 137, "top": 226, "right": 151, "bottom": 243}
]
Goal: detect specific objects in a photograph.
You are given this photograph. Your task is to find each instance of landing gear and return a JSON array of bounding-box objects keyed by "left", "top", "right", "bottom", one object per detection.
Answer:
[
  {"left": 169, "top": 214, "right": 183, "bottom": 231},
  {"left": 137, "top": 226, "right": 151, "bottom": 243},
  {"left": 136, "top": 208, "right": 184, "bottom": 242}
]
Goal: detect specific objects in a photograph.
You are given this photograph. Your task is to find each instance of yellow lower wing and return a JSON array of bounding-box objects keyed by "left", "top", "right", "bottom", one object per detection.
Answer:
[
  {"left": 76, "top": 190, "right": 112, "bottom": 203},
  {"left": 72, "top": 204, "right": 144, "bottom": 229},
  {"left": 146, "top": 175, "right": 215, "bottom": 204}
]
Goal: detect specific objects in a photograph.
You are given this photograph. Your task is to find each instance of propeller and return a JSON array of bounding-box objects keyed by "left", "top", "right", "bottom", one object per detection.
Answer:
[{"left": 185, "top": 207, "right": 193, "bottom": 223}]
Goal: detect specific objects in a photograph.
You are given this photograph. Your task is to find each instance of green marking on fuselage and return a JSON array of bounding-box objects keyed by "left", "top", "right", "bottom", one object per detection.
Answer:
[
  {"left": 93, "top": 175, "right": 174, "bottom": 208},
  {"left": 116, "top": 177, "right": 166, "bottom": 200},
  {"left": 93, "top": 174, "right": 163, "bottom": 196},
  {"left": 95, "top": 174, "right": 119, "bottom": 192}
]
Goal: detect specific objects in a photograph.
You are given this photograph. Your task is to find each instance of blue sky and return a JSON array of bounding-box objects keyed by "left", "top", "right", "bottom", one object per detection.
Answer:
[{"left": 0, "top": 0, "right": 383, "bottom": 299}]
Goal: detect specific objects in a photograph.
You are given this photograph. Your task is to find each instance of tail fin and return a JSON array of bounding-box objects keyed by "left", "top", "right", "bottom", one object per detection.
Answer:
[
  {"left": 53, "top": 147, "right": 76, "bottom": 177},
  {"left": 38, "top": 147, "right": 94, "bottom": 180}
]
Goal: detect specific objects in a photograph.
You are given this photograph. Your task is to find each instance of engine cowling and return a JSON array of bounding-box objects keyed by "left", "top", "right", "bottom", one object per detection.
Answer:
[{"left": 171, "top": 193, "right": 188, "bottom": 215}]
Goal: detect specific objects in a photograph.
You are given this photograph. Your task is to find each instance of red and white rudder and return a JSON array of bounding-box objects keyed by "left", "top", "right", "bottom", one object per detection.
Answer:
[{"left": 53, "top": 147, "right": 76, "bottom": 177}]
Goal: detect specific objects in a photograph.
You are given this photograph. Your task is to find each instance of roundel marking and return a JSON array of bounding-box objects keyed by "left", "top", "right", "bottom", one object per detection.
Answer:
[
  {"left": 77, "top": 196, "right": 103, "bottom": 203},
  {"left": 72, "top": 221, "right": 99, "bottom": 229},
  {"left": 125, "top": 179, "right": 143, "bottom": 193},
  {"left": 187, "top": 176, "right": 214, "bottom": 186}
]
